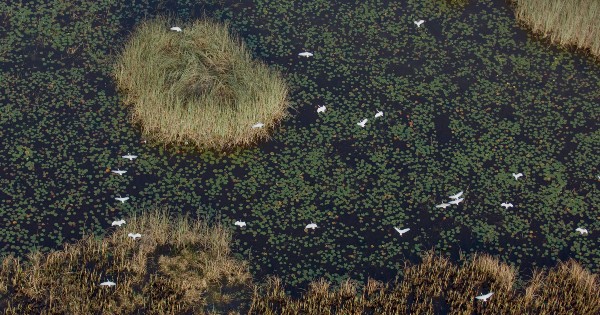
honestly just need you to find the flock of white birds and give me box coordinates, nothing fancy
[100,25,595,301]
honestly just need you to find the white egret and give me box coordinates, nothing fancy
[111,219,126,227]
[575,228,588,235]
[449,191,463,200]
[234,220,246,227]
[501,202,514,209]
[128,233,142,240]
[305,223,318,230]
[298,52,313,57]
[317,105,326,113]
[435,203,451,209]
[475,292,493,302]
[111,169,127,175]
[513,173,523,180]
[357,119,368,127]
[414,20,425,27]
[448,197,464,205]
[252,122,264,128]
[122,153,137,161]
[170,26,182,32]
[375,110,383,118]
[115,195,129,203]
[100,281,116,287]
[394,227,410,236]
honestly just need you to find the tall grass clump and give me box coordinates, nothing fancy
[0,207,252,314]
[510,0,600,59]
[114,17,289,151]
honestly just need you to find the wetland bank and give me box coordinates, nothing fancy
[0,0,599,313]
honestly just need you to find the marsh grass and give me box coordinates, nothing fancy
[510,0,600,59]
[249,252,599,314]
[0,208,251,314]
[114,17,289,151]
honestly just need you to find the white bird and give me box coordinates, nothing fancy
[575,228,588,235]
[234,220,246,227]
[170,26,182,32]
[513,173,523,180]
[501,202,514,209]
[449,191,463,200]
[305,223,318,230]
[475,292,493,302]
[357,119,368,127]
[448,198,464,205]
[111,219,126,227]
[111,169,127,175]
[100,281,116,287]
[298,52,313,57]
[317,105,326,113]
[435,203,451,209]
[252,122,264,129]
[115,195,129,203]
[375,110,383,118]
[128,233,142,240]
[122,153,137,161]
[394,227,410,236]
[414,20,425,27]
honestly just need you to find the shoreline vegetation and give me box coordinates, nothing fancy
[0,209,597,314]
[510,0,600,60]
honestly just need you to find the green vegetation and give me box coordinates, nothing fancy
[114,17,289,150]
[511,0,600,59]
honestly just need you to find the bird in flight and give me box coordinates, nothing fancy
[234,220,246,227]
[111,219,126,227]
[170,26,182,32]
[357,119,368,127]
[375,110,383,118]
[100,281,116,287]
[448,198,464,205]
[115,195,129,203]
[252,122,264,128]
[128,233,142,240]
[122,153,137,161]
[435,203,451,209]
[500,202,514,209]
[111,169,127,176]
[414,20,425,27]
[475,292,493,302]
[394,227,410,236]
[449,191,463,200]
[513,173,523,180]
[575,228,588,235]
[317,105,326,113]
[298,52,313,57]
[305,223,318,230]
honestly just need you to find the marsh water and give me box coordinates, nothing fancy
[0,0,599,296]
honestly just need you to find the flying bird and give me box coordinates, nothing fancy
[298,52,314,57]
[252,122,264,128]
[115,195,129,203]
[317,105,326,113]
[575,228,588,235]
[234,220,246,227]
[111,169,127,175]
[414,20,425,27]
[435,203,451,209]
[448,198,464,205]
[513,173,523,180]
[501,202,514,209]
[449,191,463,200]
[475,292,493,302]
[375,110,383,118]
[394,227,410,236]
[357,119,368,127]
[128,233,142,240]
[122,153,137,161]
[170,26,182,32]
[111,219,126,227]
[305,223,318,230]
[100,281,116,287]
